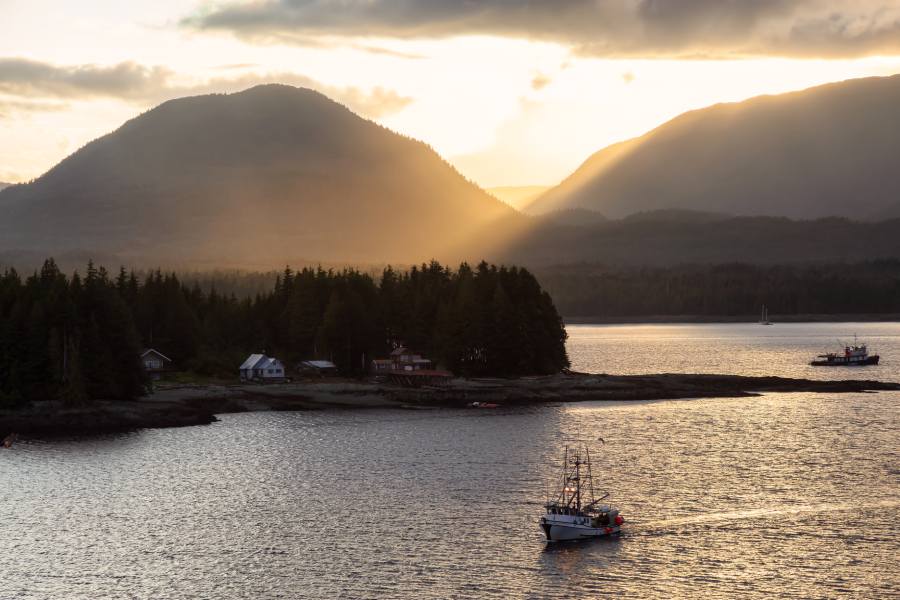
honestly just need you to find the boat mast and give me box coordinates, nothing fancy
[574,449,581,511]
[585,446,596,507]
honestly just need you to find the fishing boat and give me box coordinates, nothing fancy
[810,339,879,366]
[539,443,623,542]
[759,305,772,325]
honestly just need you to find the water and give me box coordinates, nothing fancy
[1,323,899,598]
[568,321,900,380]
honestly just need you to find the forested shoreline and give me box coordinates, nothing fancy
[537,261,900,318]
[0,260,569,406]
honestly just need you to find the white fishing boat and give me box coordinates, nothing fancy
[539,443,624,542]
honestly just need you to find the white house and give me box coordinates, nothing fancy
[141,348,172,381]
[239,354,287,382]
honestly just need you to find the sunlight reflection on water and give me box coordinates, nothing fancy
[1,324,898,598]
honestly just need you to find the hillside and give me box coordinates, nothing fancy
[503,215,900,267]
[0,85,516,268]
[487,185,549,211]
[530,75,900,220]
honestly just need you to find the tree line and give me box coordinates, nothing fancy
[0,259,569,406]
[537,261,900,317]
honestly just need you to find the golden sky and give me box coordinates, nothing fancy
[3,1,900,187]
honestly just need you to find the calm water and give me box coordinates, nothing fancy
[1,323,899,598]
[568,321,900,380]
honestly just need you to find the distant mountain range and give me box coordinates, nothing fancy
[0,85,516,268]
[4,77,900,271]
[530,75,900,220]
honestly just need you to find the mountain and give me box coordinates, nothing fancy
[530,75,900,220]
[487,185,549,211]
[0,85,516,268]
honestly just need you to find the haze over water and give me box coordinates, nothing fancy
[1,323,898,598]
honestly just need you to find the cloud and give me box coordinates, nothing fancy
[0,58,171,100]
[0,57,413,119]
[531,73,551,91]
[0,98,69,119]
[184,0,900,59]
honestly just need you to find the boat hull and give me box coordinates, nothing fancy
[540,520,620,542]
[810,355,879,366]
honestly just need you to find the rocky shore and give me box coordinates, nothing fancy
[2,373,898,437]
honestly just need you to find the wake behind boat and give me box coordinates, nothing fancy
[539,443,624,542]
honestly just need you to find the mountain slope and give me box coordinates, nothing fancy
[487,185,549,211]
[0,85,516,267]
[530,75,900,220]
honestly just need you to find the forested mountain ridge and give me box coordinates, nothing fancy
[0,85,517,267]
[503,215,900,267]
[537,261,900,319]
[530,75,900,220]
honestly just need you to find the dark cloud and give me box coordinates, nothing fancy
[185,0,900,58]
[0,57,413,119]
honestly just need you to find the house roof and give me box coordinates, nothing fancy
[240,353,267,370]
[141,348,172,362]
[390,346,408,356]
[302,360,337,369]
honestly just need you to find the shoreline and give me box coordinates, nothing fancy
[564,314,900,324]
[2,373,898,438]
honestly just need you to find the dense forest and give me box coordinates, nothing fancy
[0,260,568,406]
[538,261,900,317]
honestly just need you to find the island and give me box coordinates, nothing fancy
[2,372,897,437]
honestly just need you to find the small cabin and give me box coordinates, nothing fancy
[239,354,286,382]
[297,360,339,377]
[388,346,433,371]
[141,348,172,381]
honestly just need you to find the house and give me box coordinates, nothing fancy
[371,346,452,386]
[239,354,287,382]
[297,360,339,377]
[141,348,172,381]
[380,346,434,372]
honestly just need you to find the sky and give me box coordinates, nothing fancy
[2,1,900,188]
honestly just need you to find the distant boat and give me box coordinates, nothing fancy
[759,305,772,325]
[539,444,624,542]
[810,338,879,366]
